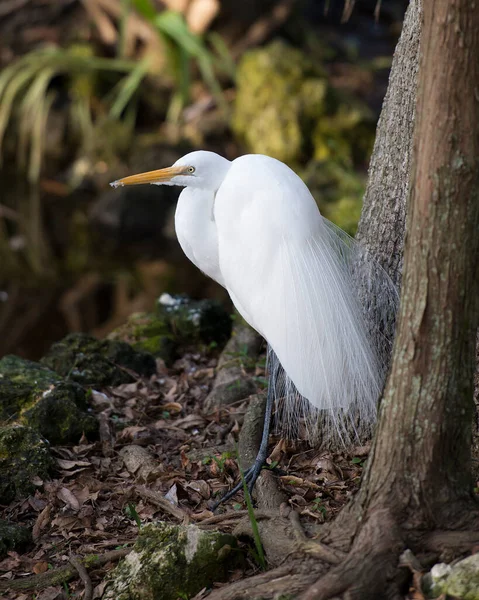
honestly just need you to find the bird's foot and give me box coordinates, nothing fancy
[211,458,265,511]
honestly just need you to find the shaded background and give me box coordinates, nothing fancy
[0,0,407,359]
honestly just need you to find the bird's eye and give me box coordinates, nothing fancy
[187,166,195,174]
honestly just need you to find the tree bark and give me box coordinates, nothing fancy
[356,0,422,289]
[358,0,479,519]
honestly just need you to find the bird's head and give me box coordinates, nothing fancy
[110,150,231,191]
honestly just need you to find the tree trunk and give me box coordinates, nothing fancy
[301,0,479,596]
[355,0,422,290]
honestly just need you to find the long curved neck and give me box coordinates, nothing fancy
[175,187,224,286]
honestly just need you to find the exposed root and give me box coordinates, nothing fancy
[207,557,327,600]
[0,548,131,593]
[300,509,405,600]
[69,555,93,600]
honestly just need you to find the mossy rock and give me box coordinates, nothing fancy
[157,294,232,347]
[0,378,36,422]
[0,354,61,387]
[108,312,175,362]
[0,354,98,445]
[233,39,329,165]
[0,519,32,558]
[0,425,52,503]
[109,295,232,364]
[425,555,479,599]
[41,333,156,386]
[20,382,98,445]
[102,522,239,600]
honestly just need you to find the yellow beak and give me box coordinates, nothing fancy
[110,165,188,188]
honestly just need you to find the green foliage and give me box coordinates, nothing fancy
[241,469,266,571]
[212,450,236,473]
[132,0,234,121]
[125,502,142,529]
[0,45,144,182]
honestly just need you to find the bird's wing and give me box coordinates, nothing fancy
[214,155,387,418]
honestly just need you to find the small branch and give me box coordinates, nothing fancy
[0,548,130,593]
[134,485,189,522]
[69,555,93,600]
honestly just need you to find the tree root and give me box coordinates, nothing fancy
[300,509,405,600]
[69,555,93,600]
[0,548,131,593]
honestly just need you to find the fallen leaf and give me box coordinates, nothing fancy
[165,484,179,506]
[186,480,210,499]
[33,504,52,540]
[56,459,92,470]
[33,561,49,574]
[57,488,80,511]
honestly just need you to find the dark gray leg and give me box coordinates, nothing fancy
[211,381,275,509]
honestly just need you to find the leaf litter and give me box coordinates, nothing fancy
[0,346,368,598]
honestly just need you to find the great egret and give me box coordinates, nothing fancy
[111,151,398,504]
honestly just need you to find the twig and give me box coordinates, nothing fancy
[196,509,270,527]
[0,548,130,593]
[69,555,93,600]
[134,485,189,522]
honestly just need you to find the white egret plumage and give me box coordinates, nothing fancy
[111,151,398,503]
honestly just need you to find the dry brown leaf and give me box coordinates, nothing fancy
[32,504,52,541]
[35,586,63,600]
[280,475,321,490]
[186,480,210,499]
[117,425,149,441]
[57,487,81,511]
[0,552,22,571]
[189,510,214,521]
[162,401,183,414]
[33,560,49,574]
[269,439,287,462]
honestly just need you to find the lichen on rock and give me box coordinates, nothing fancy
[102,522,239,600]
[0,425,52,503]
[425,555,479,599]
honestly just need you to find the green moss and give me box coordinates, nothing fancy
[109,296,231,365]
[0,379,35,421]
[0,353,99,444]
[41,333,156,386]
[103,522,239,600]
[20,382,98,445]
[233,40,329,164]
[0,354,60,387]
[157,294,232,346]
[108,313,175,362]
[0,425,52,503]
[301,160,366,236]
[312,101,375,167]
[0,519,32,558]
